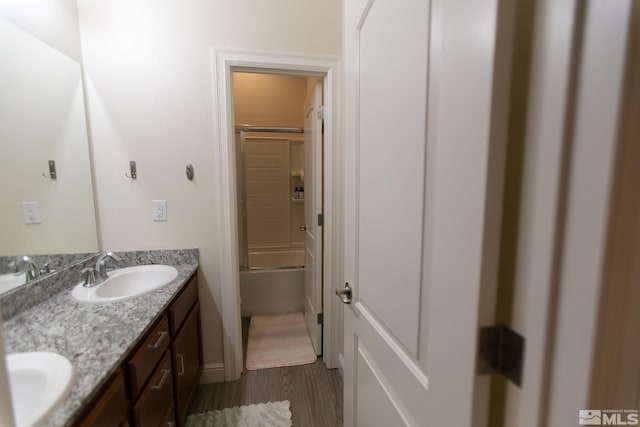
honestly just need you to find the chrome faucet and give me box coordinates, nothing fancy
[10,256,40,283]
[94,252,121,284]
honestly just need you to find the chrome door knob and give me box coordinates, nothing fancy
[299,225,307,231]
[335,282,353,304]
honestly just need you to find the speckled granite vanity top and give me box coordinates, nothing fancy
[0,249,199,427]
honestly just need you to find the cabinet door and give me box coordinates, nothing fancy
[160,403,176,427]
[169,275,198,336]
[77,371,129,427]
[172,303,203,423]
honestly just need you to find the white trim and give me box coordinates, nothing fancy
[502,1,585,424]
[211,48,342,380]
[545,2,633,424]
[199,363,226,384]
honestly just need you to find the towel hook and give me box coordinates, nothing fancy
[125,161,137,179]
[185,162,194,181]
[42,160,57,180]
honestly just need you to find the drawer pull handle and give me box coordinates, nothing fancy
[177,353,185,376]
[152,368,171,390]
[148,330,168,349]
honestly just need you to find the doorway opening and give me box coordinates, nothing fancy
[232,72,324,368]
[212,49,340,382]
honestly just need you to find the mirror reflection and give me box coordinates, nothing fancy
[0,19,98,291]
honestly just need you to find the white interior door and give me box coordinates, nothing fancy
[303,78,323,355]
[342,0,513,425]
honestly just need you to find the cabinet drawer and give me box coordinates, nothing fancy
[132,351,173,427]
[128,316,170,398]
[169,274,197,335]
[77,371,128,427]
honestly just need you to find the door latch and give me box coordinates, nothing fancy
[335,282,352,304]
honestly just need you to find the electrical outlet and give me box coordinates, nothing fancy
[152,200,167,221]
[22,202,41,224]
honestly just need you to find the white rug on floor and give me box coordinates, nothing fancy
[246,312,316,370]
[185,401,292,427]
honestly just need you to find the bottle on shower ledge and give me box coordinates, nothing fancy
[294,187,300,199]
[300,186,304,200]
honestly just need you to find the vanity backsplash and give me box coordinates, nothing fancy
[0,253,96,275]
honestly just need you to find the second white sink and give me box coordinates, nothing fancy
[0,273,26,294]
[72,265,178,303]
[6,352,74,427]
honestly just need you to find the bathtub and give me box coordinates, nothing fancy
[240,267,304,316]
[247,248,304,268]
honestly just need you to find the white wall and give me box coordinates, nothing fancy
[0,0,83,61]
[76,0,342,369]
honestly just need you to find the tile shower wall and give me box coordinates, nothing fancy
[245,140,291,249]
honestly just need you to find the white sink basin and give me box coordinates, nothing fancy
[6,352,74,427]
[71,265,178,303]
[0,273,26,294]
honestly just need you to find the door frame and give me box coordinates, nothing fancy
[211,48,342,381]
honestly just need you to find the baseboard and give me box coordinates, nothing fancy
[338,352,344,378]
[199,362,225,384]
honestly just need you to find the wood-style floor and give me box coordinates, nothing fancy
[187,318,343,426]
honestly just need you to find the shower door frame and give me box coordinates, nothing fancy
[236,126,305,271]
[212,49,341,382]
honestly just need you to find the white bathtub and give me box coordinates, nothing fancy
[247,249,304,268]
[240,267,304,316]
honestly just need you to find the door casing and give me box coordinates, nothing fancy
[211,49,342,381]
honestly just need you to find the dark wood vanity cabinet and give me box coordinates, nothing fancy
[132,351,174,426]
[171,302,203,422]
[128,317,171,399]
[77,371,129,427]
[75,272,202,427]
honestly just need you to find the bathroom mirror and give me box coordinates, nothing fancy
[0,18,98,289]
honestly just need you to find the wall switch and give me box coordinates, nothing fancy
[152,200,167,221]
[22,202,41,224]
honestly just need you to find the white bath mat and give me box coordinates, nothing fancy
[246,312,316,370]
[185,401,292,427]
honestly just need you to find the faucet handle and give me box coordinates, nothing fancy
[41,260,63,274]
[81,267,97,288]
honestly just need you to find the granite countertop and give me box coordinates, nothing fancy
[1,249,199,427]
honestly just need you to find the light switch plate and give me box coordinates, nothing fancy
[22,201,41,224]
[152,200,167,221]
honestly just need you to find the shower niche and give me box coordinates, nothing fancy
[289,139,305,246]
